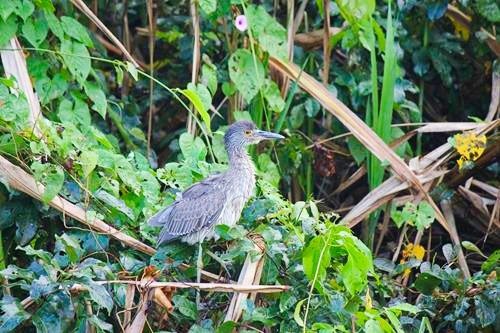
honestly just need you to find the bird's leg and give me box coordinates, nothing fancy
[196,241,202,309]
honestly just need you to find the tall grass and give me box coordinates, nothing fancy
[365,3,398,248]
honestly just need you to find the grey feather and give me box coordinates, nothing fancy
[149,174,228,245]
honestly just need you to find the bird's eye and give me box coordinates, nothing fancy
[244,130,253,136]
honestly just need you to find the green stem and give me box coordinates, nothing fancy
[305,118,313,198]
[107,106,137,151]
[417,22,428,156]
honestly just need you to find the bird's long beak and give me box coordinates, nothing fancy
[255,130,285,140]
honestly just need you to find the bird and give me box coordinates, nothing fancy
[148,120,284,301]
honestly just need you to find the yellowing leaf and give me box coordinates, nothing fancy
[177,88,211,134]
[365,288,372,310]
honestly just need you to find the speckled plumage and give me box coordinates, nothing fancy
[148,121,283,246]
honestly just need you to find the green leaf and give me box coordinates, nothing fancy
[413,272,441,295]
[126,61,138,80]
[246,5,288,59]
[58,97,91,127]
[388,303,419,314]
[0,16,18,47]
[257,154,280,187]
[476,0,500,22]
[32,291,75,333]
[114,156,141,193]
[347,136,367,165]
[211,130,228,163]
[199,0,216,15]
[337,0,375,20]
[293,298,306,327]
[31,162,65,203]
[385,310,405,333]
[85,281,114,313]
[95,190,134,220]
[289,104,305,129]
[187,82,212,114]
[302,234,330,293]
[15,0,35,21]
[221,81,236,97]
[38,73,68,104]
[228,48,265,102]
[56,233,83,264]
[461,241,486,257]
[34,0,54,12]
[364,319,383,333]
[43,10,64,41]
[263,79,285,113]
[84,81,107,118]
[216,321,236,333]
[414,201,435,231]
[87,315,113,332]
[0,297,31,332]
[60,16,93,47]
[173,295,198,320]
[0,1,16,21]
[481,249,500,273]
[30,276,58,300]
[201,64,217,95]
[179,133,207,163]
[79,150,98,178]
[21,16,48,47]
[60,39,91,84]
[178,87,211,133]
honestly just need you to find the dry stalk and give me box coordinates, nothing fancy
[293,0,308,34]
[295,27,342,50]
[187,0,201,135]
[70,0,140,68]
[0,38,42,137]
[225,235,267,322]
[94,280,287,293]
[440,200,471,279]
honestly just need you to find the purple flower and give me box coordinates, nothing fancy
[234,15,248,32]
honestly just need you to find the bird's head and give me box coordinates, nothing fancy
[224,120,284,150]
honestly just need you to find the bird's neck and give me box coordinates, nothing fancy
[227,147,253,171]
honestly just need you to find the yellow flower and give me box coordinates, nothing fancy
[454,132,486,169]
[401,243,426,278]
[402,243,425,261]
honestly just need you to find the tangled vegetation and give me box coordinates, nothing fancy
[0,0,499,332]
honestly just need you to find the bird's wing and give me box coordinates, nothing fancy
[148,174,227,245]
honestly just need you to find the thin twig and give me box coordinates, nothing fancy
[187,0,201,135]
[146,0,156,156]
[322,0,332,126]
[70,0,140,68]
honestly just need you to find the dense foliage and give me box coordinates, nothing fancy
[0,0,499,332]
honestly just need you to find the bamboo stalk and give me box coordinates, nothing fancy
[440,200,471,279]
[103,280,287,293]
[225,236,267,322]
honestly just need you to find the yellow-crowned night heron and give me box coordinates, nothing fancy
[148,120,283,299]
